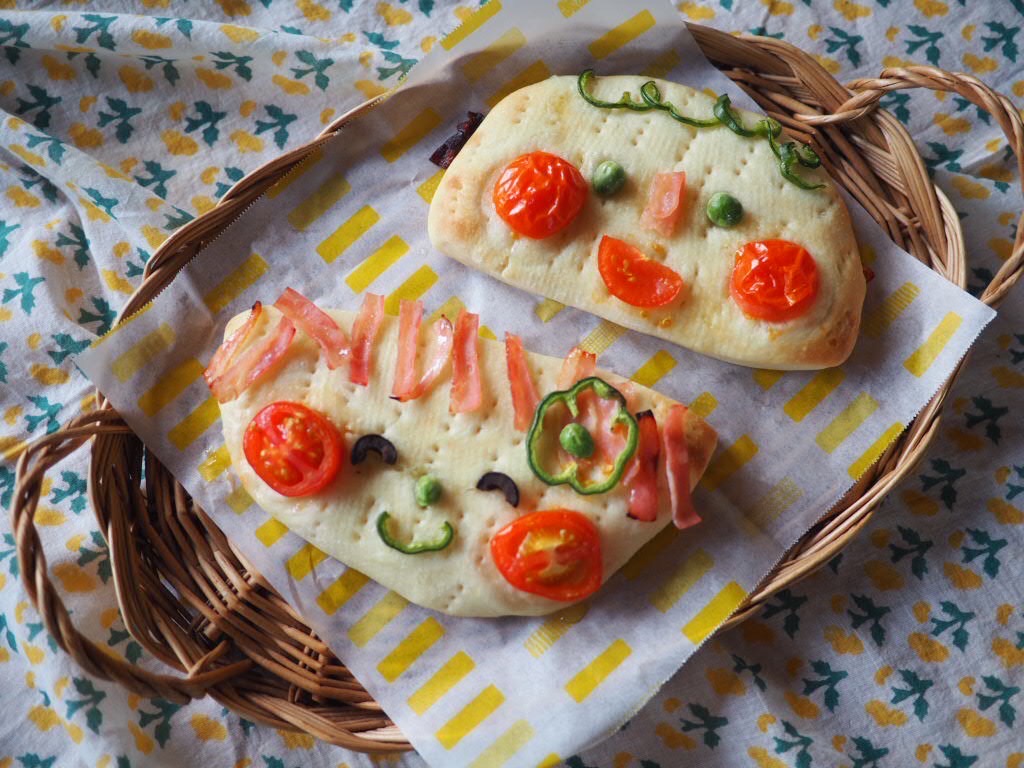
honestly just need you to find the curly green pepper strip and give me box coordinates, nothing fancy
[578,69,824,190]
[376,512,453,554]
[526,376,638,495]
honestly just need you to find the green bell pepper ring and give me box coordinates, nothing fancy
[376,511,453,554]
[526,376,639,495]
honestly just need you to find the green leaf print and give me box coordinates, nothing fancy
[163,206,194,230]
[134,160,177,198]
[801,660,848,713]
[25,133,66,164]
[377,49,417,80]
[880,92,911,124]
[848,594,890,646]
[211,51,254,82]
[891,669,933,721]
[847,736,889,768]
[0,19,30,64]
[98,98,143,144]
[963,396,1008,444]
[214,167,245,198]
[0,466,14,508]
[773,720,813,768]
[0,532,19,576]
[292,51,335,91]
[982,21,1019,62]
[748,27,785,40]
[919,458,966,510]
[679,703,728,748]
[78,296,116,334]
[83,187,119,219]
[730,654,767,691]
[977,674,1019,727]
[1006,464,1024,502]
[78,531,112,583]
[889,525,933,580]
[824,27,863,67]
[255,105,298,149]
[15,85,62,131]
[930,600,975,651]
[761,589,808,638]
[960,528,1007,578]
[905,25,943,66]
[17,756,57,768]
[184,102,227,147]
[140,55,181,86]
[933,745,978,768]
[48,333,90,364]
[55,224,90,270]
[137,699,182,748]
[65,677,107,734]
[952,95,991,126]
[17,165,59,204]
[65,49,102,79]
[72,14,117,51]
[153,17,193,40]
[107,627,142,664]
[25,396,63,435]
[924,142,963,173]
[0,341,7,383]
[3,272,46,313]
[51,470,87,514]
[0,611,18,650]
[364,30,401,50]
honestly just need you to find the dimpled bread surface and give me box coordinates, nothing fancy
[428,75,866,370]
[219,306,717,617]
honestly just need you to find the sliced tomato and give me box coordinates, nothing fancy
[597,235,685,308]
[556,346,597,390]
[492,151,588,239]
[349,292,384,386]
[663,404,699,529]
[243,401,343,497]
[490,509,602,602]
[450,308,483,414]
[274,287,349,369]
[204,301,263,392]
[641,171,687,238]
[207,312,296,403]
[391,299,454,402]
[505,332,540,431]
[624,410,660,522]
[731,239,819,322]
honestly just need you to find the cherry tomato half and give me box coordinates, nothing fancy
[243,401,343,497]
[597,235,685,308]
[493,151,588,239]
[490,509,602,602]
[730,239,819,322]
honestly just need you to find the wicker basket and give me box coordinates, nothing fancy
[11,24,1024,753]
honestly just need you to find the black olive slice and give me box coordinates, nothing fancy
[351,435,397,466]
[476,472,519,508]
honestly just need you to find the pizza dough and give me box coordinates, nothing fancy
[218,306,717,617]
[427,75,866,370]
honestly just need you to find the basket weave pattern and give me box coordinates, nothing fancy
[11,25,1024,752]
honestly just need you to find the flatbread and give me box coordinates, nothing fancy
[428,75,866,370]
[219,306,717,617]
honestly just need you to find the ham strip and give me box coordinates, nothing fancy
[663,403,699,529]
[556,346,597,389]
[450,308,482,414]
[391,299,454,402]
[505,333,540,431]
[274,287,349,369]
[349,293,384,386]
[624,410,660,522]
[641,171,686,238]
[208,315,296,403]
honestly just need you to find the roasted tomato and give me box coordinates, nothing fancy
[730,239,819,322]
[243,401,343,497]
[490,509,602,602]
[492,151,588,239]
[598,235,685,308]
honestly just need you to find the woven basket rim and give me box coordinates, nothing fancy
[11,23,1024,753]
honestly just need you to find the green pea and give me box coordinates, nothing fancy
[706,192,744,227]
[592,160,626,196]
[559,423,595,459]
[414,474,442,507]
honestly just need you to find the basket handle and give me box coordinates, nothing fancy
[800,65,1023,308]
[10,408,252,703]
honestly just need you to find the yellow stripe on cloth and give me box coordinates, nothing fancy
[565,639,631,703]
[316,569,369,615]
[632,350,676,388]
[203,253,269,313]
[682,582,747,644]
[381,109,443,163]
[435,685,505,749]
[649,549,714,613]
[579,320,625,356]
[461,27,527,82]
[198,444,232,482]
[558,0,590,17]
[848,422,905,479]
[286,542,328,580]
[904,312,962,377]
[225,486,252,514]
[287,175,350,232]
[862,282,920,339]
[266,147,324,198]
[417,169,446,204]
[689,392,718,419]
[524,602,589,658]
[430,296,465,324]
[641,49,682,79]
[816,392,878,454]
[168,396,219,450]
[137,357,203,416]
[377,617,445,683]
[486,60,552,109]
[784,367,846,422]
[111,324,175,383]
[752,369,785,391]
[408,651,476,715]
[620,525,679,580]
[468,720,535,768]
[534,298,565,323]
[316,205,380,264]
[745,477,804,529]
[345,235,409,293]
[254,517,289,547]
[384,266,439,315]
[441,0,502,50]
[700,435,758,492]
[588,9,655,59]
[348,591,408,647]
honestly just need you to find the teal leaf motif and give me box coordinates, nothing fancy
[78,296,116,335]
[184,101,227,147]
[801,659,848,712]
[679,703,728,748]
[731,654,767,691]
[3,272,46,313]
[0,19,30,64]
[761,588,808,638]
[364,30,400,50]
[134,160,177,199]
[51,471,87,514]
[138,699,181,748]
[140,55,181,86]
[977,674,1019,727]
[919,458,966,510]
[292,50,335,91]
[848,736,889,768]
[880,92,911,123]
[18,165,59,204]
[108,627,143,664]
[153,17,193,39]
[55,224,90,270]
[889,525,932,580]
[255,105,298,149]
[0,532,19,576]
[848,594,890,646]
[17,756,57,768]
[211,51,253,82]
[78,531,112,583]
[65,677,107,734]
[26,396,63,435]
[982,21,1019,62]
[924,142,963,173]
[163,207,194,230]
[824,27,863,67]
[0,466,13,508]
[377,49,417,80]
[0,341,6,383]
[964,395,1008,444]
[933,744,978,768]
[15,85,62,130]
[98,98,143,144]
[773,720,813,768]
[905,25,943,66]
[65,50,102,79]
[960,528,1007,578]
[0,611,17,650]
[72,14,117,51]
[214,167,245,198]
[25,133,66,165]
[1006,464,1024,501]
[930,600,975,651]
[84,187,119,219]
[891,668,933,721]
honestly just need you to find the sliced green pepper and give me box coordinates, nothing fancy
[526,376,638,495]
[376,511,453,554]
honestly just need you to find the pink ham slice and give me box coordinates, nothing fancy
[641,171,686,238]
